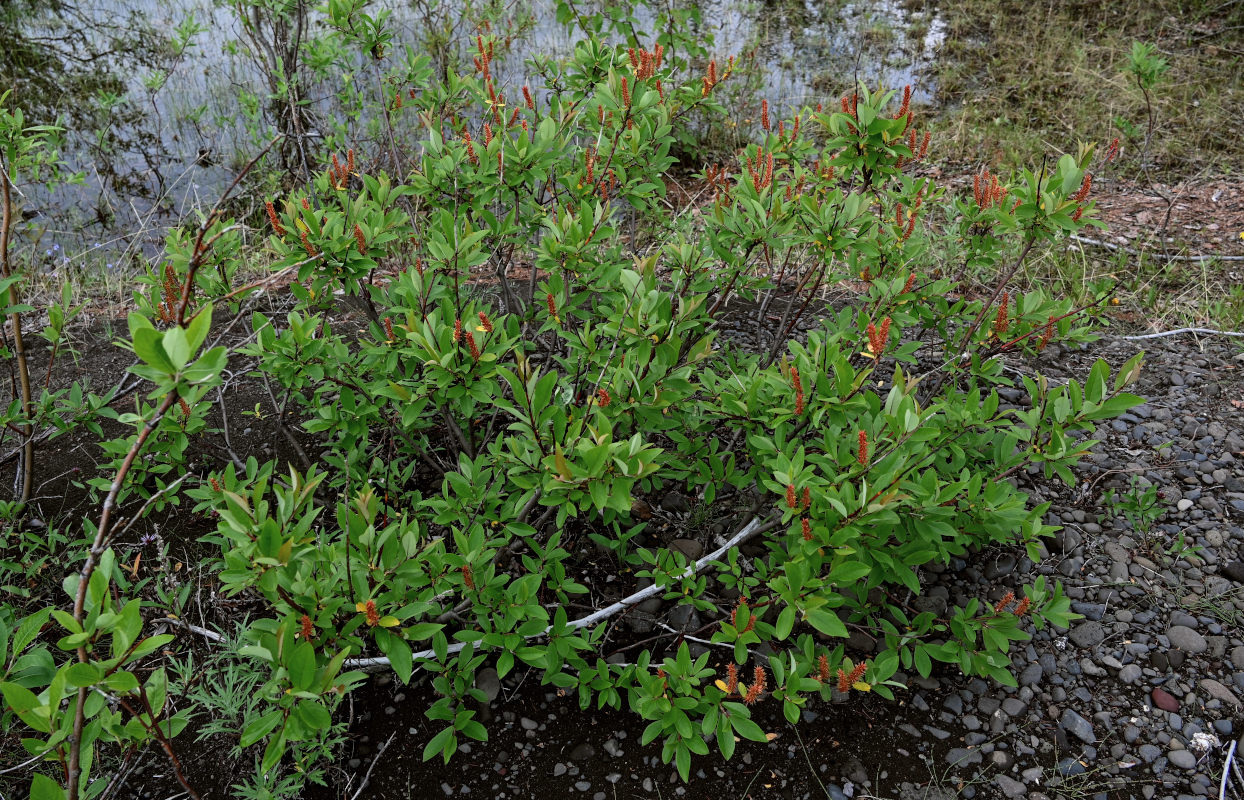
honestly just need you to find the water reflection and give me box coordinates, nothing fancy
[2,0,943,264]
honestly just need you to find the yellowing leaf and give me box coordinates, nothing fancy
[553,445,573,480]
[378,616,400,627]
[853,681,871,692]
[714,679,730,693]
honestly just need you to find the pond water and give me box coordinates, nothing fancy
[5,0,944,268]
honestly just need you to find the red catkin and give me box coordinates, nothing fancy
[265,201,285,236]
[744,666,766,705]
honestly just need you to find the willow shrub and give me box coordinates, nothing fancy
[3,32,1141,797]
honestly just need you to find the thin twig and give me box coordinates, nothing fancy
[348,731,396,800]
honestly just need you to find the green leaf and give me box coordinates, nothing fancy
[287,641,317,691]
[29,772,64,800]
[775,606,795,641]
[64,662,101,687]
[674,743,691,782]
[1,681,41,713]
[240,709,284,747]
[828,561,871,585]
[103,671,140,693]
[162,326,191,370]
[379,631,413,684]
[261,731,286,775]
[641,719,665,746]
[716,715,736,757]
[730,713,768,742]
[422,725,456,763]
[132,327,174,374]
[806,609,847,638]
[295,699,332,731]
[404,622,444,641]
[184,304,213,352]
[145,668,168,714]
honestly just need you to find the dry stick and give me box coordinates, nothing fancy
[1069,234,1244,263]
[0,154,34,506]
[342,515,771,672]
[1220,738,1237,800]
[1119,327,1244,340]
[348,731,397,800]
[65,135,282,800]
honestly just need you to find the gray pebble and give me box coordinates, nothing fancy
[1060,709,1096,744]
[1167,625,1208,653]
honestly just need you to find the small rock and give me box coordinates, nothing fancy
[1200,678,1242,707]
[994,775,1027,798]
[946,747,982,766]
[661,491,692,513]
[475,668,501,703]
[569,742,596,760]
[985,555,1017,580]
[1221,561,1244,583]
[1056,757,1087,776]
[1060,709,1096,744]
[1167,749,1198,770]
[670,538,703,560]
[1002,698,1027,717]
[1118,664,1143,685]
[1151,687,1180,712]
[1167,625,1208,653]
[1069,621,1105,648]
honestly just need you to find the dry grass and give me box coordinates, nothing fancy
[929,0,1244,180]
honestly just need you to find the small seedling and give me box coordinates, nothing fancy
[1102,475,1165,535]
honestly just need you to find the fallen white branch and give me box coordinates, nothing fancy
[341,515,769,672]
[1070,234,1244,263]
[1119,327,1244,340]
[165,619,225,642]
[165,516,771,676]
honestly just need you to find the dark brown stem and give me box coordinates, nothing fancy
[0,156,34,507]
[922,235,1038,404]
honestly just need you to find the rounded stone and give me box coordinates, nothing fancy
[1166,625,1207,653]
[1167,749,1197,770]
[1069,621,1105,649]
